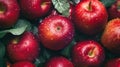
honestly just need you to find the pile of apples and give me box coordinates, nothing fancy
[0,0,120,67]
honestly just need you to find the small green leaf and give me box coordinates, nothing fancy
[61,39,76,58]
[0,43,5,58]
[100,0,116,7]
[14,19,32,31]
[0,19,32,38]
[52,0,70,17]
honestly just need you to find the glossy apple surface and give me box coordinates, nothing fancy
[0,0,19,28]
[7,32,40,62]
[72,0,108,35]
[38,15,74,50]
[72,40,105,67]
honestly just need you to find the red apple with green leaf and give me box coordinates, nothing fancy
[72,40,105,67]
[19,0,52,20]
[38,15,74,50]
[45,56,74,67]
[7,32,40,62]
[72,0,108,35]
[12,61,36,67]
[0,0,20,28]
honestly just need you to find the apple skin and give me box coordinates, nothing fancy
[108,0,120,19]
[0,0,20,28]
[101,18,120,54]
[105,58,120,67]
[12,61,36,67]
[38,15,74,50]
[20,0,52,20]
[7,32,40,62]
[72,40,105,67]
[72,0,108,35]
[45,56,74,67]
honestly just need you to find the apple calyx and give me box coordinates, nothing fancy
[0,2,6,14]
[56,26,62,31]
[88,47,96,58]
[12,37,20,45]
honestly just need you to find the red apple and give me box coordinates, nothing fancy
[20,0,52,20]
[105,58,120,67]
[72,40,105,67]
[108,0,120,19]
[38,15,74,50]
[7,32,40,62]
[72,0,108,35]
[12,61,35,67]
[0,0,20,28]
[45,56,74,67]
[101,18,120,54]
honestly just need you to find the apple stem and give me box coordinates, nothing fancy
[88,47,95,57]
[88,1,92,11]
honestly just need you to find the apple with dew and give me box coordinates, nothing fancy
[38,15,74,50]
[7,32,40,62]
[72,40,105,67]
[72,0,108,35]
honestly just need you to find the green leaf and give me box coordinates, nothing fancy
[61,39,76,58]
[0,59,6,67]
[52,0,70,17]
[14,19,32,31]
[0,43,5,58]
[100,0,116,7]
[0,19,32,38]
